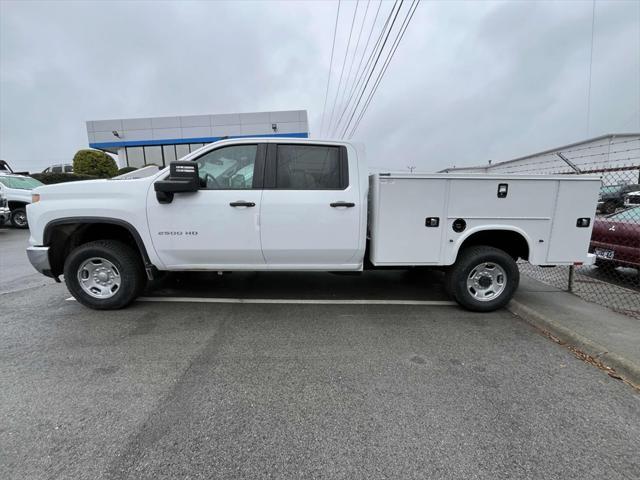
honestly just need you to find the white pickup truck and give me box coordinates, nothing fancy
[26,138,600,311]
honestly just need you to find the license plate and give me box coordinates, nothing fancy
[594,248,615,260]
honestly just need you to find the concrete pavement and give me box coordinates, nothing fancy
[2,282,640,480]
[0,227,49,294]
[509,276,640,387]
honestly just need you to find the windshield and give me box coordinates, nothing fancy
[600,185,622,195]
[606,207,640,223]
[0,176,44,190]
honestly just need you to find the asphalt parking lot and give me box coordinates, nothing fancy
[1,228,639,479]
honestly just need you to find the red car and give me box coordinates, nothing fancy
[589,206,640,269]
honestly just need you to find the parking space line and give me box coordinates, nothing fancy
[65,296,456,306]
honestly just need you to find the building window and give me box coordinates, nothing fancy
[176,144,190,159]
[126,147,145,168]
[144,146,163,167]
[162,145,176,165]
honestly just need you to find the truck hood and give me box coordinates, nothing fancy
[5,188,33,203]
[34,176,156,200]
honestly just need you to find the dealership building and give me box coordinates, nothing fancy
[86,110,309,168]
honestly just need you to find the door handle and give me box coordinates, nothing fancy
[330,202,355,208]
[229,201,255,207]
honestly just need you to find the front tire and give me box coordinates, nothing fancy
[63,240,146,310]
[445,246,519,312]
[10,208,28,228]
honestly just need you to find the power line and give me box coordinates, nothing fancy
[347,0,420,139]
[337,0,403,139]
[325,0,360,137]
[319,0,341,137]
[331,0,392,137]
[330,0,371,137]
[586,0,596,137]
[345,0,384,104]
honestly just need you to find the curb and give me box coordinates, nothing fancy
[507,299,640,388]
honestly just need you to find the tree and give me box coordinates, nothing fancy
[72,149,118,178]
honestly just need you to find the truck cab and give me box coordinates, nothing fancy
[149,140,367,270]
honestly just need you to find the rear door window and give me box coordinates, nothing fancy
[274,144,346,190]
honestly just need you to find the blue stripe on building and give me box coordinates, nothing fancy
[89,132,309,150]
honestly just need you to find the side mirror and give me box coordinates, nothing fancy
[154,161,200,204]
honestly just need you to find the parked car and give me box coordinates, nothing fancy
[597,183,640,214]
[25,138,600,312]
[0,159,12,173]
[0,173,44,228]
[623,190,640,208]
[0,190,9,225]
[42,163,73,173]
[589,206,640,270]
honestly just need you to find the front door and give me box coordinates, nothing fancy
[259,143,362,267]
[147,143,266,269]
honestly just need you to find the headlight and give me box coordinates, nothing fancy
[31,193,40,203]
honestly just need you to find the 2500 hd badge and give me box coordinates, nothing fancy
[158,231,199,236]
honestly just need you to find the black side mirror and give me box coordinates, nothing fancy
[154,161,200,204]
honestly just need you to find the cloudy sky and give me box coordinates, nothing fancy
[1,0,639,173]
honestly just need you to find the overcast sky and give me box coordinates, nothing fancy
[1,0,639,173]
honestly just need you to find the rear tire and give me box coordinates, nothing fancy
[445,246,519,312]
[10,208,28,228]
[63,240,146,310]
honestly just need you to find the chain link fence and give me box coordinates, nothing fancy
[452,134,640,319]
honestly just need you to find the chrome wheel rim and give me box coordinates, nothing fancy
[466,262,507,302]
[13,211,27,227]
[77,257,121,299]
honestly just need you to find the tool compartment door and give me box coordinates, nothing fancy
[370,177,447,264]
[546,179,600,263]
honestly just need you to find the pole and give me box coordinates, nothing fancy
[568,265,575,292]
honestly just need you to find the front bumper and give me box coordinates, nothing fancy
[26,246,57,280]
[0,207,9,223]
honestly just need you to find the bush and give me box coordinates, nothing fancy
[31,173,98,185]
[72,149,118,178]
[116,167,138,175]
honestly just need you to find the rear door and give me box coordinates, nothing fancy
[259,143,361,267]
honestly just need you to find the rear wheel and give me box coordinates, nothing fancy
[63,240,146,310]
[445,246,519,312]
[10,208,28,228]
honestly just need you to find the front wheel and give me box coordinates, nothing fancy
[63,240,146,310]
[10,208,28,228]
[445,246,519,312]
